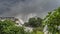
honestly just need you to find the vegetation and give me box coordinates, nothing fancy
[0,7,60,34]
[43,7,60,34]
[24,17,43,33]
[0,19,29,34]
[24,17,43,28]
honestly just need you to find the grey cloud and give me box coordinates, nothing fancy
[0,0,60,21]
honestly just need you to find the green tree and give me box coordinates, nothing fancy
[43,7,60,34]
[24,17,43,28]
[24,17,43,33]
[0,19,15,34]
[0,19,29,34]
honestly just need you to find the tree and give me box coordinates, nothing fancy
[43,7,60,34]
[24,17,43,28]
[0,19,29,34]
[0,19,15,34]
[24,17,43,32]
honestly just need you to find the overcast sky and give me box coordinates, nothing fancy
[0,0,60,21]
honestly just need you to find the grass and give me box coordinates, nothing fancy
[36,31,44,34]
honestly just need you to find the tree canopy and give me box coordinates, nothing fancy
[43,7,60,34]
[24,17,43,28]
[0,19,28,34]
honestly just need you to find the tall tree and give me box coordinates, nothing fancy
[43,7,60,34]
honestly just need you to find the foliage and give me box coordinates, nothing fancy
[0,19,15,34]
[0,19,30,34]
[1,7,60,34]
[24,17,43,28]
[43,7,60,34]
[32,30,44,34]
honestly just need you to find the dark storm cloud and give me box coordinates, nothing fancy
[0,0,60,21]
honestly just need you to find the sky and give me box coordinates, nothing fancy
[0,0,60,21]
